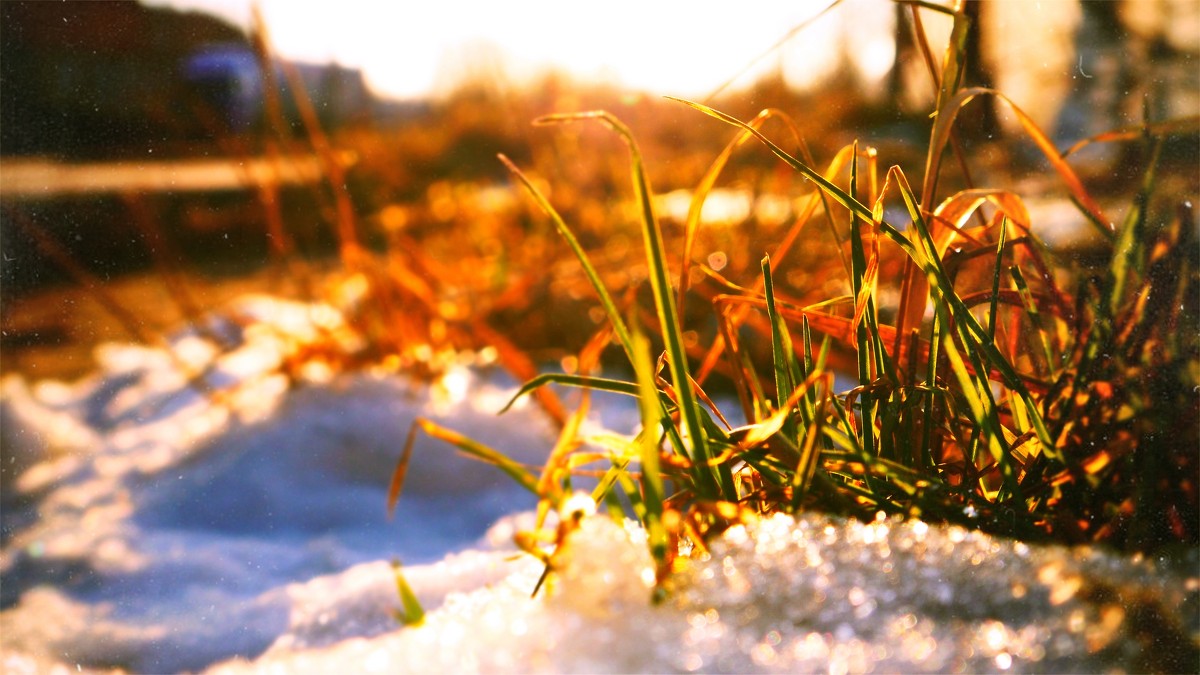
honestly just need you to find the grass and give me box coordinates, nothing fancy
[388,0,1198,595]
[4,0,1194,606]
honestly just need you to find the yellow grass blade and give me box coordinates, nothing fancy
[389,418,540,520]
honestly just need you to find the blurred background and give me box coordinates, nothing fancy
[1,0,1197,380]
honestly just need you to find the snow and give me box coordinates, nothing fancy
[2,295,1196,673]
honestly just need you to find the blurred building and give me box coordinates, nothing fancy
[183,43,374,134]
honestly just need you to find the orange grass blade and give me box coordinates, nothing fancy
[679,108,771,306]
[929,189,1032,257]
[898,87,1112,360]
[1061,115,1200,158]
[715,294,1051,396]
[387,421,420,518]
[695,143,858,384]
[927,88,1110,230]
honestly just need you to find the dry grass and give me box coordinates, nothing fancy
[385,1,1198,595]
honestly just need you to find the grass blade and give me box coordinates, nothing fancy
[987,219,1009,340]
[632,325,668,564]
[1009,265,1056,375]
[884,167,1055,454]
[1104,137,1163,326]
[898,85,1113,357]
[536,111,722,497]
[390,560,426,627]
[391,418,540,515]
[928,88,1111,232]
[499,153,636,363]
[938,320,1021,500]
[848,143,877,458]
[499,373,659,414]
[1061,115,1199,158]
[920,4,971,210]
[762,255,800,442]
[387,421,420,517]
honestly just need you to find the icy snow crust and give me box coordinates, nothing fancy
[2,296,1196,673]
[211,513,1198,674]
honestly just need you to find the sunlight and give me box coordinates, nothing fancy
[144,0,877,99]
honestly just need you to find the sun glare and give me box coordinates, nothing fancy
[143,0,886,99]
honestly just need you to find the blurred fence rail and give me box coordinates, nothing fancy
[0,153,356,200]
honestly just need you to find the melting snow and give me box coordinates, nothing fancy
[2,296,1196,673]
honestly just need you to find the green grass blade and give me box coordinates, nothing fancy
[937,321,1021,500]
[762,256,801,441]
[591,457,633,511]
[390,560,426,627]
[988,220,1009,340]
[669,98,874,224]
[673,97,1056,458]
[1104,136,1163,325]
[499,373,664,414]
[499,153,636,363]
[790,376,829,503]
[632,325,668,563]
[920,312,942,469]
[848,143,877,458]
[1009,265,1056,375]
[920,5,971,208]
[536,111,722,498]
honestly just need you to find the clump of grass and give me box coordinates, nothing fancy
[383,3,1198,591]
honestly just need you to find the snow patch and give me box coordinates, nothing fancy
[2,295,1195,673]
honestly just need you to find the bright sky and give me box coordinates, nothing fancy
[144,0,896,100]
